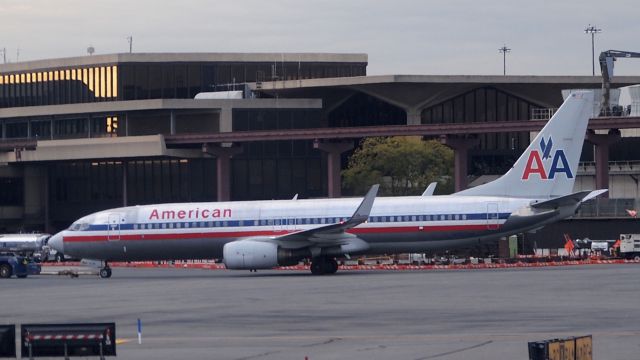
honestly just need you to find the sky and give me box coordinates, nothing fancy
[1,0,639,76]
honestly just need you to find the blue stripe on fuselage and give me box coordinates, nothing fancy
[82,212,511,232]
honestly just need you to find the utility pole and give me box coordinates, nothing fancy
[126,36,133,53]
[0,48,6,64]
[584,24,602,76]
[498,45,511,76]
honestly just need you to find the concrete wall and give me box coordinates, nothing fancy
[127,111,171,136]
[23,165,46,225]
[175,111,219,134]
[0,164,46,230]
[0,165,25,229]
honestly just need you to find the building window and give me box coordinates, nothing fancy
[106,116,118,134]
[5,122,28,138]
[0,178,23,206]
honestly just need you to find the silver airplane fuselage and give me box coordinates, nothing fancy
[52,195,565,262]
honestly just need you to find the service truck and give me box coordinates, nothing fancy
[0,253,40,278]
[0,233,50,256]
[619,234,640,260]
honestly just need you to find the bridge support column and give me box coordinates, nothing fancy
[314,141,354,198]
[586,130,621,197]
[203,144,243,202]
[44,164,51,233]
[219,107,233,133]
[440,136,479,192]
[406,108,422,126]
[170,110,176,135]
[122,161,128,207]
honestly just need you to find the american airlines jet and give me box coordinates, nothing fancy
[48,91,604,277]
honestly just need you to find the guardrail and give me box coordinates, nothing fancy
[576,197,639,218]
[21,323,116,360]
[530,108,558,120]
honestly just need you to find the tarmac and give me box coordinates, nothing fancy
[2,264,640,360]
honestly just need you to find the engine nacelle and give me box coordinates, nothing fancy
[223,240,309,270]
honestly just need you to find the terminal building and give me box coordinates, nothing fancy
[1,52,640,236]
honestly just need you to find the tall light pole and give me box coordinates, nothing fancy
[126,36,133,53]
[584,24,602,76]
[499,45,511,76]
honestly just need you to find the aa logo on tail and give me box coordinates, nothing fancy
[521,137,573,180]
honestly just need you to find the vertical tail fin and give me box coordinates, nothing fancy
[454,91,594,198]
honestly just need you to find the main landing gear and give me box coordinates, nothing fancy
[310,257,338,275]
[99,262,112,278]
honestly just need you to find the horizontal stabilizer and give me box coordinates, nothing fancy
[530,189,607,209]
[581,189,608,202]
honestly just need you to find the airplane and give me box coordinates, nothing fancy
[48,91,605,277]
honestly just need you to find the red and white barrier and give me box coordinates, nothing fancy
[44,258,639,271]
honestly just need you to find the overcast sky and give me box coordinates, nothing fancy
[1,0,639,76]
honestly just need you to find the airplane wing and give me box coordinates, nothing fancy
[271,184,379,248]
[530,189,608,209]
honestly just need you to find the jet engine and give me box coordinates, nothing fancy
[222,240,309,270]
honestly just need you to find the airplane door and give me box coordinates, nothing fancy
[487,203,499,230]
[107,213,124,241]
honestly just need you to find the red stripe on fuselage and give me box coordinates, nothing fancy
[63,224,500,243]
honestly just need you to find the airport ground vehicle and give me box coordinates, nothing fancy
[0,233,50,256]
[0,254,40,278]
[619,234,640,260]
[35,247,73,262]
[0,233,74,262]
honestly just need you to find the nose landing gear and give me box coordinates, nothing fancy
[99,262,112,278]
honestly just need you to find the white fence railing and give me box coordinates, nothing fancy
[530,108,557,120]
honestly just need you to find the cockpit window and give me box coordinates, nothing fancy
[69,223,90,231]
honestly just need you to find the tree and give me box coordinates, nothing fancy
[342,137,454,196]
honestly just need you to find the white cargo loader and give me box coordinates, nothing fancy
[619,234,640,260]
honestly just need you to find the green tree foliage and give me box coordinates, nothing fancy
[342,137,454,196]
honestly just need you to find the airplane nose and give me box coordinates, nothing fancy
[48,232,64,253]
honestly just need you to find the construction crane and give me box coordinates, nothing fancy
[599,50,640,115]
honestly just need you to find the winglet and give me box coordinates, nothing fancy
[422,182,437,196]
[274,184,380,241]
[350,184,379,224]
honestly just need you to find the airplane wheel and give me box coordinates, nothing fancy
[0,264,12,278]
[326,258,339,274]
[310,261,324,275]
[99,268,112,278]
[310,258,338,275]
